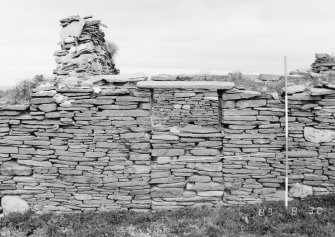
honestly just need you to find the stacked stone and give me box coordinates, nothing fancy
[53,15,119,80]
[286,85,335,195]
[2,74,335,214]
[0,75,152,213]
[152,89,219,127]
[311,53,335,73]
[221,89,286,204]
[150,126,224,210]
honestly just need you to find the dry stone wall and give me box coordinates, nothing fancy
[0,74,335,213]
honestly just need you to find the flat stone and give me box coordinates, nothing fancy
[98,109,150,117]
[0,162,32,176]
[236,100,266,108]
[1,196,29,215]
[187,182,224,191]
[151,74,177,81]
[309,88,335,96]
[288,92,321,101]
[190,149,220,156]
[195,163,222,172]
[38,104,57,112]
[224,109,258,116]
[152,149,185,156]
[283,85,306,94]
[289,183,313,198]
[17,160,52,167]
[179,127,220,134]
[0,147,18,154]
[222,91,261,100]
[137,81,234,90]
[0,104,30,111]
[151,135,179,141]
[304,127,335,143]
[287,150,318,158]
[188,175,211,182]
[151,187,183,198]
[198,191,224,197]
[125,165,150,174]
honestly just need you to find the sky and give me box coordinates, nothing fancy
[1,0,335,87]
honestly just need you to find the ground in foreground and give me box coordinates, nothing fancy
[0,194,334,237]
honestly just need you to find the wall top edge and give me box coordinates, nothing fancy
[136,81,235,90]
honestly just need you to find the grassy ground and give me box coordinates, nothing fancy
[0,194,334,237]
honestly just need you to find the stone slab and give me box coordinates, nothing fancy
[137,81,234,90]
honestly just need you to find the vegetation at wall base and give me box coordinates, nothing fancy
[0,194,334,237]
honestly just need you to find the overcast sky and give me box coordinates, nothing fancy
[1,0,335,87]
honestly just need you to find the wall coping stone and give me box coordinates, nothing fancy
[136,81,235,90]
[81,73,148,86]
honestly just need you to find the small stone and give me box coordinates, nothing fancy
[289,183,313,198]
[38,104,57,112]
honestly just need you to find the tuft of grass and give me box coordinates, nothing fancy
[0,75,44,104]
[0,194,335,237]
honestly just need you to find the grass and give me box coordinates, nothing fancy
[1,194,335,237]
[0,75,44,104]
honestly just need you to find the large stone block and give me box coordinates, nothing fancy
[304,127,335,143]
[0,162,32,176]
[1,196,29,215]
[289,183,313,198]
[287,150,318,158]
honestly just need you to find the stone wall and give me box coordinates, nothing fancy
[0,74,334,213]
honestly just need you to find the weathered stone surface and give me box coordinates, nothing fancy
[98,109,150,117]
[152,149,185,157]
[309,88,335,96]
[151,74,177,81]
[190,149,220,156]
[17,160,52,167]
[151,135,179,141]
[0,147,18,154]
[283,85,306,94]
[187,182,224,191]
[288,92,321,101]
[222,91,261,100]
[304,127,335,143]
[287,150,318,158]
[151,187,183,198]
[289,183,313,198]
[137,81,234,90]
[188,175,211,182]
[0,162,31,176]
[195,163,222,172]
[1,196,29,215]
[38,104,57,112]
[179,127,220,134]
[236,100,266,108]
